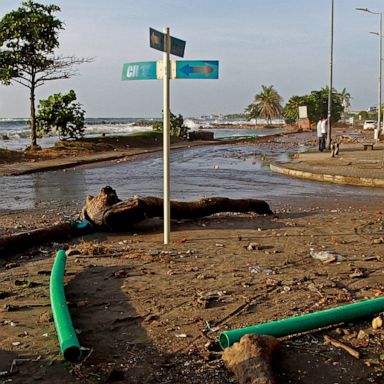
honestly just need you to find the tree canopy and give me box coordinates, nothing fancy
[36,90,85,140]
[283,87,345,124]
[245,85,283,125]
[152,112,189,138]
[0,1,91,148]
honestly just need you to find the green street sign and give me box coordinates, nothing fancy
[122,61,158,80]
[175,60,219,79]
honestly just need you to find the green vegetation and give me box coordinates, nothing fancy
[223,113,246,120]
[358,111,369,120]
[0,1,91,148]
[357,105,384,121]
[245,85,283,125]
[36,90,85,140]
[283,87,344,124]
[152,112,189,138]
[283,95,306,123]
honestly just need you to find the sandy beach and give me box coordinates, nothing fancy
[0,129,383,384]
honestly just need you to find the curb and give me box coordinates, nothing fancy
[270,163,384,188]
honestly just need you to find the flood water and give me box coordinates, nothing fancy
[1,144,382,212]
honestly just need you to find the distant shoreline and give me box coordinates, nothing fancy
[206,123,287,130]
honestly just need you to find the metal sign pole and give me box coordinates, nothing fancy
[163,27,171,245]
[124,27,217,245]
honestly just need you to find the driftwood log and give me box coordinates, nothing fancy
[223,334,281,384]
[0,223,93,256]
[0,186,273,255]
[82,186,273,230]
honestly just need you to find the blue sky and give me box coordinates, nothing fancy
[0,0,383,117]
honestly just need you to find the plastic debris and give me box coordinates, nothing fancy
[372,316,383,329]
[249,266,263,274]
[349,268,366,278]
[247,242,261,251]
[310,248,343,262]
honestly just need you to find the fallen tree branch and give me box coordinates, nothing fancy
[0,186,273,256]
[0,222,92,256]
[82,186,273,230]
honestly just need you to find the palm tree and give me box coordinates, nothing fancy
[339,88,351,111]
[338,88,351,123]
[245,85,283,125]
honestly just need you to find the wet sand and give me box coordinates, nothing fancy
[0,129,383,384]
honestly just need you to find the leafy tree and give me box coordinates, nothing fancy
[152,112,189,138]
[36,90,85,140]
[358,111,369,120]
[0,1,91,148]
[283,87,344,124]
[283,95,307,122]
[307,87,343,123]
[245,85,283,125]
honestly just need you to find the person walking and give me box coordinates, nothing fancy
[317,118,324,151]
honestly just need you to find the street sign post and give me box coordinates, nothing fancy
[122,27,219,244]
[162,28,171,246]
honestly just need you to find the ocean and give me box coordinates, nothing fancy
[0,116,286,150]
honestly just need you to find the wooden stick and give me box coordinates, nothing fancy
[324,335,360,359]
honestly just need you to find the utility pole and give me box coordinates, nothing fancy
[327,0,334,150]
[356,7,383,141]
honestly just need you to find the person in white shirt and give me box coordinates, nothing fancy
[317,117,326,151]
[320,117,328,150]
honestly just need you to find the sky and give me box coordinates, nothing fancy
[0,0,383,118]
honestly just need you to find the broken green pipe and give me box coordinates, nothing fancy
[219,296,384,349]
[50,249,81,362]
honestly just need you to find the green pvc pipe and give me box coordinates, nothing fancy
[219,296,384,349]
[50,249,81,362]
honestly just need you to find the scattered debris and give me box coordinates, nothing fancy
[247,242,261,251]
[65,248,82,256]
[310,248,343,263]
[3,304,19,312]
[37,311,53,323]
[223,334,281,384]
[324,335,360,359]
[14,279,40,288]
[196,290,228,308]
[349,268,367,279]
[372,316,383,329]
[5,262,19,269]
